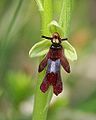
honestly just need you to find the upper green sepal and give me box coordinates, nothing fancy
[48,20,64,37]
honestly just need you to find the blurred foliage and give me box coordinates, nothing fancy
[5,71,33,105]
[0,0,96,120]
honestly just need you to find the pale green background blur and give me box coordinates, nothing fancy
[0,0,96,120]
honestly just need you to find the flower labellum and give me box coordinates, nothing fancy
[38,32,70,96]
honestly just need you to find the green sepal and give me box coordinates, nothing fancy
[62,41,77,61]
[29,19,77,60]
[29,40,50,58]
[29,39,77,61]
[48,20,64,37]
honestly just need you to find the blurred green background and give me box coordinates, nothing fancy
[0,0,96,120]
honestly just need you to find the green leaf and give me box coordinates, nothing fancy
[62,41,77,61]
[29,40,51,58]
[48,20,64,37]
[35,0,44,11]
[59,0,73,37]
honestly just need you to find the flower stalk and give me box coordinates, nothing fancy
[32,0,53,120]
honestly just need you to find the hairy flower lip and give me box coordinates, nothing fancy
[40,72,63,96]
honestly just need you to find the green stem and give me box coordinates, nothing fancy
[59,0,73,37]
[32,0,53,120]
